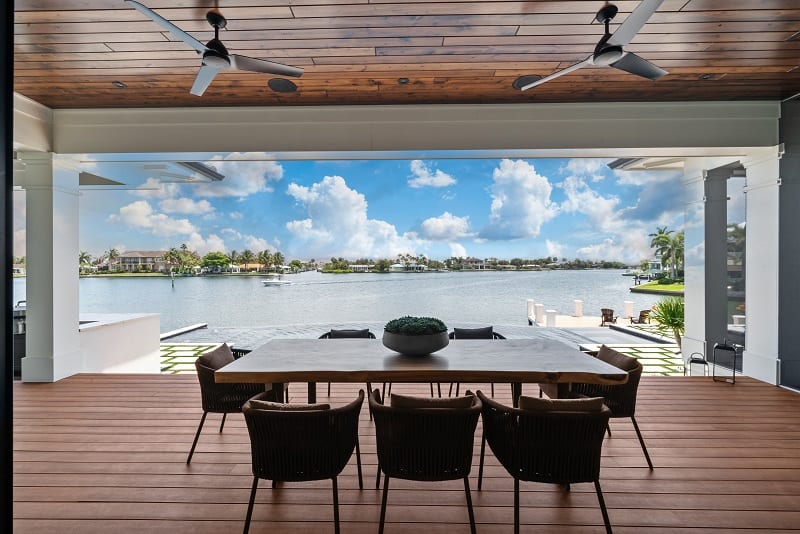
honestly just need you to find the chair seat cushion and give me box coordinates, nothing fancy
[390,393,474,409]
[597,345,639,372]
[452,326,493,339]
[518,395,606,412]
[197,343,235,370]
[249,400,331,411]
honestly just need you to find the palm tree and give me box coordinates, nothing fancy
[257,250,273,272]
[273,251,285,271]
[649,227,681,278]
[228,250,239,270]
[106,248,120,270]
[79,251,92,272]
[650,297,685,348]
[240,249,255,271]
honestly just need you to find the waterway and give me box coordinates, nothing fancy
[14,270,665,333]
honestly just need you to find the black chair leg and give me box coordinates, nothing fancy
[448,382,454,397]
[367,382,373,421]
[490,383,494,397]
[332,477,340,534]
[478,434,486,490]
[606,422,612,437]
[328,382,331,396]
[514,478,520,534]
[594,479,613,534]
[186,411,207,464]
[355,437,363,489]
[455,383,460,396]
[219,412,227,433]
[437,383,442,397]
[375,463,382,489]
[243,476,258,534]
[430,383,434,396]
[631,416,654,470]
[379,474,390,534]
[463,477,477,534]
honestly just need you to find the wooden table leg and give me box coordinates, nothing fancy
[308,382,317,403]
[512,383,522,407]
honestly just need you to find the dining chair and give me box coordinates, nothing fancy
[447,326,507,397]
[568,345,653,469]
[477,391,613,534]
[319,329,380,397]
[242,390,364,534]
[369,389,481,534]
[187,343,266,464]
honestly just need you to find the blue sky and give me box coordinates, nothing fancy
[15,156,696,264]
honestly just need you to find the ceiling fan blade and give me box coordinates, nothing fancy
[607,0,664,47]
[518,57,592,91]
[229,54,304,78]
[610,52,667,80]
[190,65,221,96]
[125,0,207,54]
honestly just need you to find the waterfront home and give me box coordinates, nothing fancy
[118,250,168,273]
[350,264,372,272]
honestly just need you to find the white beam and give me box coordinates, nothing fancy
[13,93,52,152]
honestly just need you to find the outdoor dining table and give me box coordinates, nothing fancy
[215,338,628,406]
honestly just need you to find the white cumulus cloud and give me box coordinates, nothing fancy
[220,228,277,252]
[160,197,215,215]
[133,177,181,199]
[186,232,227,255]
[546,239,564,259]
[193,153,283,198]
[563,158,611,182]
[480,159,558,240]
[286,175,423,258]
[108,200,196,236]
[408,160,456,188]
[420,212,471,241]
[449,243,467,258]
[230,211,243,220]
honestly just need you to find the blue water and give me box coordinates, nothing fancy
[14,270,665,333]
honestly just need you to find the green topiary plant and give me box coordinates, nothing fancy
[384,316,447,335]
[650,297,685,348]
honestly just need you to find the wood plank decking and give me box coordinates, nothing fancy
[12,375,800,533]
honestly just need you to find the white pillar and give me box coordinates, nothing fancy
[545,310,557,327]
[534,304,544,325]
[574,300,583,317]
[526,299,535,319]
[19,152,82,382]
[623,300,634,319]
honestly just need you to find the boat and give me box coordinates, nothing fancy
[262,274,292,286]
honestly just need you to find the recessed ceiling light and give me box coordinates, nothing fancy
[512,74,542,90]
[397,77,410,85]
[268,78,297,93]
[112,80,127,89]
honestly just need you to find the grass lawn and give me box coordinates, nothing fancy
[630,281,685,294]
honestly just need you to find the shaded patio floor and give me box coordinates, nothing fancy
[13,374,800,533]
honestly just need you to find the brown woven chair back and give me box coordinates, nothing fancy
[448,327,506,339]
[195,345,265,413]
[572,346,643,418]
[243,391,364,483]
[319,329,376,339]
[478,391,610,485]
[369,389,481,482]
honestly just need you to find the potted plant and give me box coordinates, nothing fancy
[382,316,449,356]
[650,297,685,348]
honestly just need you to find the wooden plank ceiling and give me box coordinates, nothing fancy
[13,0,800,109]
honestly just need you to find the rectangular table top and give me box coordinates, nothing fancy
[215,338,628,386]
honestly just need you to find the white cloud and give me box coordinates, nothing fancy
[564,158,611,182]
[108,200,196,236]
[419,212,471,241]
[449,243,467,258]
[480,159,558,240]
[286,175,423,258]
[220,228,276,252]
[186,232,226,255]
[613,168,679,187]
[546,239,564,259]
[193,153,283,197]
[133,177,181,199]
[160,197,214,215]
[576,238,629,261]
[408,160,457,188]
[230,211,243,219]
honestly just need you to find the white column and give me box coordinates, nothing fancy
[19,152,82,382]
[573,300,583,317]
[741,148,781,385]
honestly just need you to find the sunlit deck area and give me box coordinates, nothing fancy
[13,374,800,533]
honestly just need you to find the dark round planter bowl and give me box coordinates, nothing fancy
[382,331,449,356]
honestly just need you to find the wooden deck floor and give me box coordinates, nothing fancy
[12,375,800,533]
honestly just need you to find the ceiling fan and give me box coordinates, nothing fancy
[125,0,303,96]
[518,0,667,91]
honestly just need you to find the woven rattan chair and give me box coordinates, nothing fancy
[569,345,653,470]
[446,327,507,397]
[600,308,617,326]
[242,390,364,534]
[369,389,481,534]
[187,343,266,464]
[477,391,613,534]
[319,329,380,397]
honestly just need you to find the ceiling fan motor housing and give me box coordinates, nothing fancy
[594,45,624,66]
[203,39,231,69]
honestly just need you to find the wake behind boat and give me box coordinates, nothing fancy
[262,274,291,287]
